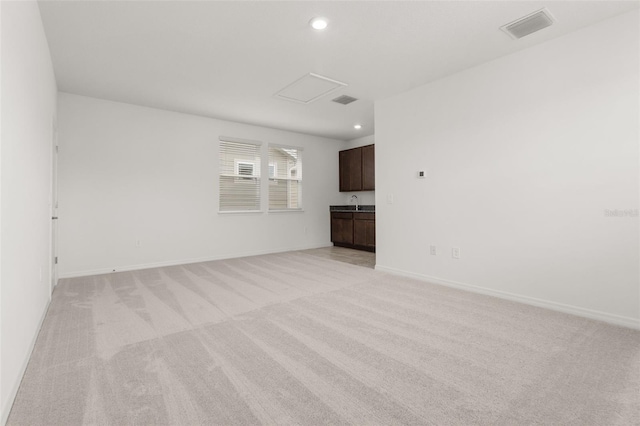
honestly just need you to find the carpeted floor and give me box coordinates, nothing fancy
[8,250,640,425]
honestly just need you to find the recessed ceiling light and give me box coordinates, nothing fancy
[354,124,362,130]
[309,17,328,30]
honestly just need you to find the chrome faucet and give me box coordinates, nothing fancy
[350,194,359,211]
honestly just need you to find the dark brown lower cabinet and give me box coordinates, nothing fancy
[354,213,376,248]
[331,212,354,245]
[331,212,375,252]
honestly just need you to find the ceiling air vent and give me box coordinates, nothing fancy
[332,95,358,105]
[500,8,555,40]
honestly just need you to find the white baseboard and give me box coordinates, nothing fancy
[375,264,640,330]
[59,243,333,279]
[1,297,51,426]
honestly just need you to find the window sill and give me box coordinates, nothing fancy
[218,210,264,215]
[268,209,304,214]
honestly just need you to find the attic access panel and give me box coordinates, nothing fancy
[274,73,347,104]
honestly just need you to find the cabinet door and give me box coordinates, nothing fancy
[361,144,375,190]
[339,148,362,192]
[331,213,354,244]
[339,151,350,192]
[354,219,375,247]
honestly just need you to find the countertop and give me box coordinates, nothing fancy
[330,205,375,213]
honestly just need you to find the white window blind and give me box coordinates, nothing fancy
[269,146,302,210]
[219,139,261,211]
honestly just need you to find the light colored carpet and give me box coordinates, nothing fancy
[8,251,640,425]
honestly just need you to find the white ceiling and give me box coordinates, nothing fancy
[38,1,638,141]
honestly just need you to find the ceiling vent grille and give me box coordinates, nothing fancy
[332,95,358,105]
[500,8,555,40]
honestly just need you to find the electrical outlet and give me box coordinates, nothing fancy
[387,194,394,204]
[452,247,461,259]
[429,245,437,255]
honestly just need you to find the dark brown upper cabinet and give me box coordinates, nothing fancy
[339,144,375,192]
[339,148,362,191]
[361,144,375,190]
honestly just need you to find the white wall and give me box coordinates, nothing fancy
[375,11,639,328]
[340,134,376,206]
[58,93,344,277]
[344,134,374,150]
[0,2,57,423]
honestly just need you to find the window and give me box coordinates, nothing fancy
[269,146,302,210]
[219,138,302,213]
[219,138,261,211]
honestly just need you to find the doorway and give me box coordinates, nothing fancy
[51,119,58,293]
